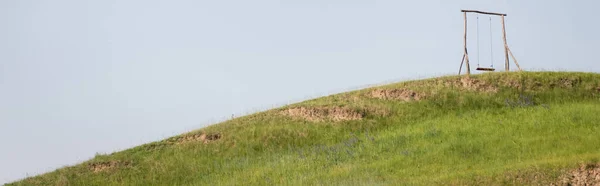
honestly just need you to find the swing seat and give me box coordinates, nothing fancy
[476,67,495,71]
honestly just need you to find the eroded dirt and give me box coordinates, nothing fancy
[501,79,523,90]
[88,160,132,173]
[553,77,582,88]
[454,77,498,93]
[170,132,222,144]
[370,89,423,101]
[428,77,499,93]
[503,77,583,90]
[501,79,547,91]
[281,106,364,122]
[556,163,600,186]
[144,132,222,151]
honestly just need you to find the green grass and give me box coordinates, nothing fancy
[9,71,600,185]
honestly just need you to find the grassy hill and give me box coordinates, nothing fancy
[9,71,600,186]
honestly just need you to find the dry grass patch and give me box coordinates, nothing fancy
[370,89,423,101]
[552,77,582,88]
[504,163,600,185]
[425,77,499,93]
[501,78,523,90]
[556,163,600,186]
[281,106,364,122]
[142,132,223,151]
[501,77,583,91]
[451,77,498,93]
[88,160,132,173]
[501,79,542,91]
[585,85,600,95]
[169,132,222,145]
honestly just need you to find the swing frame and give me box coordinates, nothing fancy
[458,9,522,77]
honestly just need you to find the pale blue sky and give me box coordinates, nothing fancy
[1,0,599,183]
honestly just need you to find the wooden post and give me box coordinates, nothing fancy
[463,12,471,76]
[459,54,465,75]
[501,15,510,72]
[507,48,522,71]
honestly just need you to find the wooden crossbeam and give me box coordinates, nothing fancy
[461,10,507,16]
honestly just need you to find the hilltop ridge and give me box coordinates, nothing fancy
[9,71,600,185]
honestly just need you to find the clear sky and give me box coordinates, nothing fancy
[1,0,598,183]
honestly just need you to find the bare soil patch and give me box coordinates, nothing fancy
[171,132,222,144]
[555,77,582,88]
[434,77,498,93]
[88,160,132,173]
[370,89,423,101]
[144,132,222,150]
[501,79,550,91]
[456,77,498,93]
[501,79,523,89]
[556,163,600,186]
[281,106,364,122]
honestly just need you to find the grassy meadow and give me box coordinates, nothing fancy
[9,71,600,185]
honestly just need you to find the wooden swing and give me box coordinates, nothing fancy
[475,15,496,72]
[476,67,496,71]
[458,10,523,77]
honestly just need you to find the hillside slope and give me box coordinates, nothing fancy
[9,71,600,186]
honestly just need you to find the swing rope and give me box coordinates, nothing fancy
[474,15,496,71]
[489,16,494,68]
[476,15,480,68]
